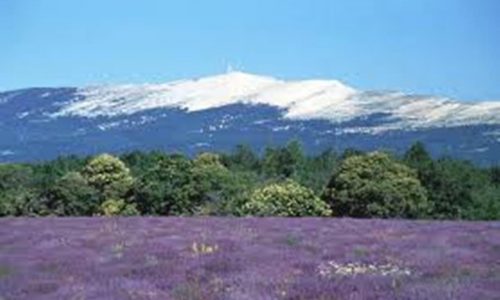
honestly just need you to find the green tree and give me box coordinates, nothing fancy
[403,142,435,181]
[191,153,232,208]
[324,152,430,218]
[340,148,364,160]
[133,154,199,215]
[0,164,38,216]
[262,140,304,178]
[489,166,500,186]
[296,148,339,193]
[465,186,500,220]
[42,172,99,216]
[192,153,232,203]
[0,189,36,216]
[121,150,168,176]
[286,139,305,167]
[0,164,34,191]
[242,179,332,216]
[199,170,258,216]
[192,153,258,215]
[81,154,134,200]
[404,142,432,165]
[424,158,490,219]
[31,155,86,191]
[224,144,260,171]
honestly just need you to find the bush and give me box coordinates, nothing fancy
[0,141,498,220]
[324,152,430,218]
[464,186,500,220]
[98,199,139,216]
[242,179,332,216]
[195,170,258,216]
[133,154,199,215]
[81,153,134,200]
[0,190,37,216]
[42,172,99,216]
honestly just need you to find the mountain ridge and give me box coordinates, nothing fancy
[47,71,500,133]
[1,72,500,163]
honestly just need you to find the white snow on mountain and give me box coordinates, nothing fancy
[0,150,15,156]
[52,72,500,132]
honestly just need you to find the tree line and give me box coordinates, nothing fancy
[0,141,499,219]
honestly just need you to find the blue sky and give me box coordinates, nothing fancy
[1,0,499,101]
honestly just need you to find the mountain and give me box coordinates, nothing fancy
[1,72,500,164]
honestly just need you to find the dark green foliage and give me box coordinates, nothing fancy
[0,140,499,219]
[340,148,365,160]
[295,148,339,194]
[424,158,487,219]
[324,152,430,218]
[132,152,257,216]
[120,150,168,176]
[465,186,500,220]
[0,189,37,216]
[41,172,99,216]
[194,169,258,216]
[489,165,500,186]
[262,140,304,178]
[190,153,256,216]
[0,164,36,216]
[30,155,86,191]
[0,164,34,191]
[133,154,198,215]
[222,144,260,172]
[403,142,497,219]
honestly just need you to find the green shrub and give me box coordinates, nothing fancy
[243,179,332,216]
[324,152,430,218]
[42,172,99,216]
[81,153,134,200]
[133,154,199,215]
[98,199,139,216]
[464,186,500,220]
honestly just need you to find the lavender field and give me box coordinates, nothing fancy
[0,218,499,300]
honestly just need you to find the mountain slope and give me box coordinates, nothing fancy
[1,72,500,163]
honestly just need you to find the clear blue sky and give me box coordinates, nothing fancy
[1,0,499,101]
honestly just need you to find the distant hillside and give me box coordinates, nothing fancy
[1,72,499,163]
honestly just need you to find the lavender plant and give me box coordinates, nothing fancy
[0,217,498,299]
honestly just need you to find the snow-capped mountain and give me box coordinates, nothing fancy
[54,72,500,131]
[1,72,500,163]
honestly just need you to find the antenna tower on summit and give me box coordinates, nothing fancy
[226,63,236,73]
